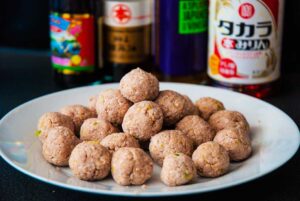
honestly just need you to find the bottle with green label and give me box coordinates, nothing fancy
[155,0,208,83]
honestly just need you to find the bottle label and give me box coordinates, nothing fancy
[179,0,208,34]
[50,13,95,73]
[104,0,152,64]
[208,0,284,85]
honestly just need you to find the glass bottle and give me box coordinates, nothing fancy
[155,0,208,83]
[208,0,284,98]
[102,0,153,82]
[50,0,98,87]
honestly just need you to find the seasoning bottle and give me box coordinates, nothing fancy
[208,0,284,98]
[103,0,153,82]
[95,0,104,76]
[155,0,208,83]
[50,0,98,87]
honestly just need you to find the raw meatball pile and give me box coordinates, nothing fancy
[36,67,252,187]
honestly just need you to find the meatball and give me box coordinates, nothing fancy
[149,130,194,166]
[80,118,119,141]
[183,95,199,116]
[69,141,111,181]
[195,97,225,120]
[122,101,163,141]
[214,128,252,161]
[120,68,159,103]
[88,95,98,116]
[111,147,153,186]
[176,115,215,146]
[96,89,132,125]
[192,141,230,177]
[37,112,75,143]
[155,90,187,126]
[209,110,250,134]
[161,153,197,186]
[100,132,140,153]
[60,105,96,134]
[42,126,79,166]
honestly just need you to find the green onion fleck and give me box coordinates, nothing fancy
[35,130,42,137]
[184,171,192,180]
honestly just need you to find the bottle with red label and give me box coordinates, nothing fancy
[102,0,153,82]
[50,0,98,87]
[208,0,284,98]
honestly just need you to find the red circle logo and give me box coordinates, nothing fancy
[221,38,236,49]
[239,3,255,19]
[112,4,132,24]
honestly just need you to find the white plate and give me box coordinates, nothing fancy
[0,83,299,197]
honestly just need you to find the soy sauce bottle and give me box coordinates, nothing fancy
[155,0,208,83]
[102,0,153,82]
[50,0,98,87]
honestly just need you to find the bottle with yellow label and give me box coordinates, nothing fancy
[50,0,98,87]
[102,0,153,82]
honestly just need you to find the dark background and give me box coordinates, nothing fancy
[0,0,300,73]
[0,0,300,72]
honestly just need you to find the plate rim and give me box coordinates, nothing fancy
[1,82,299,197]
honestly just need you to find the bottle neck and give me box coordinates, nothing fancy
[49,0,93,14]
